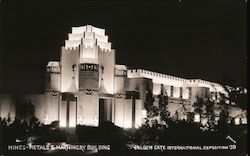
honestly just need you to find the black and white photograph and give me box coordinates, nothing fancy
[0,0,247,156]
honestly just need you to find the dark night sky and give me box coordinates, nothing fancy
[0,0,247,93]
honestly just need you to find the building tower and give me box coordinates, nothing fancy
[45,61,61,94]
[59,25,115,127]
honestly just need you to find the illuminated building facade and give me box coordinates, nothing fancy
[0,25,247,128]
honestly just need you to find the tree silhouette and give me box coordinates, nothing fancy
[173,110,179,122]
[158,86,170,123]
[204,99,216,130]
[144,89,155,111]
[158,86,168,109]
[17,100,35,125]
[217,109,229,134]
[187,112,195,123]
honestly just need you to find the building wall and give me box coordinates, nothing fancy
[12,94,60,124]
[0,94,15,120]
[114,75,128,95]
[46,95,60,124]
[80,40,99,63]
[103,98,113,122]
[127,78,153,106]
[182,87,189,99]
[188,79,228,96]
[153,84,189,99]
[114,65,128,95]
[114,98,125,127]
[114,98,142,128]
[135,99,143,128]
[77,94,99,126]
[173,87,181,98]
[98,49,115,94]
[45,72,61,92]
[190,87,210,104]
[60,47,80,92]
[228,106,247,124]
[59,99,76,127]
[153,95,192,120]
[128,69,188,87]
[167,103,185,119]
[46,61,61,92]
[127,69,228,100]
[0,94,61,124]
[153,83,161,95]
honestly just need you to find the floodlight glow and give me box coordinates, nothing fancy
[194,114,200,122]
[43,116,51,125]
[234,118,240,125]
[78,116,84,125]
[59,121,66,127]
[124,122,132,129]
[69,121,76,127]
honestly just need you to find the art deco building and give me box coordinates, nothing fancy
[0,25,247,128]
